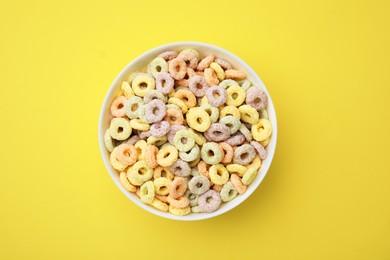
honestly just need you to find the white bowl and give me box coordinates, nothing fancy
[98,42,278,221]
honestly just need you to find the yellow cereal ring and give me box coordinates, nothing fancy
[245,155,262,170]
[186,107,211,132]
[209,164,229,185]
[239,105,259,124]
[200,96,209,105]
[260,109,269,119]
[226,164,248,177]
[153,166,175,180]
[153,177,172,196]
[139,181,155,204]
[127,160,153,185]
[242,167,258,185]
[129,118,150,131]
[168,97,188,114]
[226,86,246,107]
[168,205,191,216]
[121,81,134,98]
[260,137,270,147]
[109,118,132,140]
[220,105,241,119]
[131,74,156,97]
[126,72,139,85]
[157,144,178,167]
[104,129,114,152]
[151,199,169,212]
[147,135,167,146]
[134,140,147,160]
[210,62,225,81]
[251,119,272,141]
[225,69,246,81]
[188,128,206,146]
[110,147,127,171]
[119,171,136,192]
[174,89,197,108]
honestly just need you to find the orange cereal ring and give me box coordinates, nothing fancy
[225,69,247,81]
[164,106,184,125]
[212,184,223,192]
[167,195,190,208]
[204,68,219,86]
[116,143,137,166]
[175,79,189,87]
[155,194,169,203]
[177,49,199,69]
[219,142,233,164]
[153,166,175,180]
[169,177,187,199]
[144,145,159,169]
[168,57,187,80]
[197,160,210,178]
[111,96,127,117]
[197,55,215,71]
[230,174,247,194]
[174,89,197,108]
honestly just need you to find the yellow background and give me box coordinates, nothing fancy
[1,0,389,259]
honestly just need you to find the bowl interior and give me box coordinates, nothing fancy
[99,42,277,221]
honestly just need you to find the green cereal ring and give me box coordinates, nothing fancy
[239,124,253,142]
[220,182,238,202]
[260,109,269,119]
[209,164,229,185]
[124,96,144,119]
[219,115,241,135]
[188,175,210,195]
[185,190,200,207]
[191,205,204,213]
[201,103,220,123]
[147,57,168,78]
[109,118,132,140]
[179,144,200,162]
[242,167,258,185]
[127,160,153,185]
[104,129,114,152]
[240,79,252,91]
[153,177,172,196]
[140,181,155,204]
[200,142,223,165]
[219,79,238,89]
[174,129,195,152]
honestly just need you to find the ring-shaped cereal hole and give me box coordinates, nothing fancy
[147,57,168,78]
[226,86,246,107]
[219,115,241,135]
[245,87,268,111]
[174,89,197,108]
[173,129,195,152]
[188,175,210,195]
[155,72,174,95]
[156,144,178,167]
[189,75,209,97]
[111,96,127,117]
[186,107,211,132]
[131,74,156,97]
[233,144,256,165]
[215,58,233,70]
[149,120,170,137]
[197,55,215,71]
[198,190,222,213]
[204,68,219,86]
[200,142,223,165]
[116,143,137,166]
[205,85,227,107]
[220,182,238,202]
[250,141,267,160]
[124,96,144,119]
[204,123,230,142]
[109,118,132,141]
[169,159,191,177]
[168,57,187,80]
[251,118,272,142]
[145,99,166,124]
[179,144,200,162]
[169,177,188,198]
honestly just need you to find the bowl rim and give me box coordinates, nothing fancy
[98,41,278,221]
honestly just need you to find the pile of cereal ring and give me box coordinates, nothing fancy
[104,48,272,216]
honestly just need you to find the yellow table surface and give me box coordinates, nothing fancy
[1,0,389,259]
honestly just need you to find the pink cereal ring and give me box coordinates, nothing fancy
[149,120,171,137]
[205,85,227,107]
[155,72,174,95]
[145,99,166,123]
[168,57,187,80]
[205,123,230,142]
[189,75,209,97]
[110,96,127,117]
[167,195,190,208]
[144,145,159,169]
[169,177,188,198]
[215,58,233,70]
[204,68,219,86]
[250,141,267,159]
[197,55,215,71]
[116,143,137,166]
[164,107,184,126]
[219,142,234,163]
[245,87,268,111]
[198,190,221,213]
[226,133,246,146]
[158,50,178,61]
[177,49,198,69]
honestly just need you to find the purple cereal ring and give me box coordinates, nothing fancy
[250,141,267,160]
[138,130,152,140]
[143,90,167,104]
[149,120,171,137]
[198,190,221,213]
[245,87,268,111]
[189,75,209,97]
[156,72,174,95]
[167,125,187,145]
[169,159,191,177]
[225,133,246,146]
[205,123,230,142]
[205,85,227,107]
[145,99,166,123]
[158,50,178,61]
[233,144,256,165]
[215,58,232,70]
[125,135,141,145]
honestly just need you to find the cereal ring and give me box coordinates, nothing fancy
[185,190,199,207]
[168,57,187,80]
[230,174,247,194]
[131,73,156,97]
[110,147,127,171]
[143,89,167,104]
[125,135,140,145]
[215,58,232,70]
[104,129,115,152]
[134,140,147,160]
[242,167,258,185]
[119,171,136,192]
[167,196,190,208]
[155,72,174,95]
[186,107,211,132]
[144,145,159,169]
[168,205,191,216]
[204,68,219,86]
[149,120,170,137]
[260,109,269,119]
[139,181,155,204]
[198,190,221,213]
[219,142,233,164]
[251,119,272,142]
[233,144,256,165]
[246,155,261,169]
[200,103,219,123]
[188,175,210,195]
[168,97,188,114]
[127,160,153,185]
[219,79,238,89]
[239,124,253,142]
[109,118,132,140]
[175,79,188,87]
[209,164,229,185]
[197,160,209,176]
[169,177,187,198]
[240,79,251,91]
[245,87,267,111]
[147,135,167,146]
[260,137,270,147]
[155,194,168,203]
[153,166,175,180]
[169,159,191,177]
[204,123,230,142]
[179,144,200,162]
[219,115,241,134]
[220,182,238,202]
[126,72,139,85]
[153,177,172,196]
[121,81,135,98]
[147,57,168,78]
[188,75,209,97]
[201,142,223,165]
[187,128,206,146]
[250,141,267,160]
[219,105,241,119]
[116,143,137,166]
[225,69,246,81]
[111,96,127,117]
[158,50,178,61]
[225,133,245,146]
[197,55,214,71]
[145,99,166,123]
[239,104,259,124]
[138,130,152,140]
[178,49,199,69]
[226,164,247,177]
[124,96,144,119]
[191,205,203,213]
[151,199,169,212]
[174,89,196,108]
[212,184,223,192]
[226,86,246,106]
[164,106,184,125]
[156,144,178,167]
[188,155,201,168]
[205,85,227,107]
[174,129,195,152]
[210,62,225,81]
[167,124,186,145]
[130,119,150,131]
